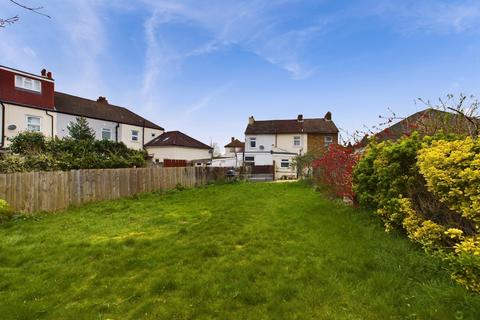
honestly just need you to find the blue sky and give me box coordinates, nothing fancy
[1,0,480,146]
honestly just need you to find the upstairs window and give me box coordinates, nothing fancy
[281,159,290,168]
[102,128,112,140]
[293,136,301,146]
[131,130,139,141]
[26,116,41,132]
[15,75,41,93]
[249,137,256,148]
[324,135,333,146]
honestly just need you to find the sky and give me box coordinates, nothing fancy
[1,0,480,147]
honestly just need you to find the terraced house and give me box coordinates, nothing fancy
[0,65,164,150]
[244,113,339,179]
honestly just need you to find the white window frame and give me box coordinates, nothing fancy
[249,137,256,148]
[15,75,42,93]
[281,159,290,168]
[26,115,41,132]
[131,130,139,142]
[245,156,255,164]
[293,136,301,147]
[101,128,112,140]
[324,135,333,145]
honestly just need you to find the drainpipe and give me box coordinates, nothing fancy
[115,122,120,142]
[142,120,145,148]
[0,102,5,148]
[45,110,54,138]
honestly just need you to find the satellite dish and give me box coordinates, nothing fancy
[259,145,265,150]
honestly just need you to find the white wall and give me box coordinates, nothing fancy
[245,134,275,152]
[56,113,117,141]
[2,103,56,147]
[146,146,211,163]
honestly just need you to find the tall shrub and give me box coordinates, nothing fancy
[313,144,359,200]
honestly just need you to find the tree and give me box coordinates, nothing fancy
[1,0,50,28]
[291,152,315,178]
[67,117,95,141]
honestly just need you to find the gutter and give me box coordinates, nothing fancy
[0,102,5,148]
[45,110,54,138]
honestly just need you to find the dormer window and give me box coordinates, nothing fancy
[15,75,41,93]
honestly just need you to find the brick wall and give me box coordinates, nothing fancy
[307,133,338,158]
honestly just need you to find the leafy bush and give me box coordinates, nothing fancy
[0,131,146,173]
[313,144,359,201]
[0,199,14,224]
[353,133,480,292]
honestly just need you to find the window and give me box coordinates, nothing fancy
[131,130,139,141]
[245,156,255,164]
[281,159,290,168]
[249,137,256,148]
[102,128,112,140]
[293,136,301,146]
[324,136,333,145]
[26,116,41,132]
[15,75,41,93]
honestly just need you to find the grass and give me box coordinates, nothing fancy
[0,182,479,319]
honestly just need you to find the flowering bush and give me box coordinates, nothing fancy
[312,144,359,201]
[353,133,480,292]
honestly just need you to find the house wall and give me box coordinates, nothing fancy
[307,133,338,158]
[2,103,56,147]
[245,134,275,152]
[56,113,118,141]
[225,146,244,157]
[0,67,55,110]
[276,133,307,154]
[146,146,211,163]
[272,153,297,179]
[56,114,163,148]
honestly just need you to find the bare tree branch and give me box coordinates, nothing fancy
[0,15,19,27]
[8,0,51,19]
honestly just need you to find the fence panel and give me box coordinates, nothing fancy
[0,166,223,214]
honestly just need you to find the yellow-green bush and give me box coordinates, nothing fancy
[353,134,480,292]
[0,199,14,224]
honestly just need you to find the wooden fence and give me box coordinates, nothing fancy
[0,167,224,214]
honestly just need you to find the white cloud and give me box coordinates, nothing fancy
[184,83,231,115]
[139,0,327,98]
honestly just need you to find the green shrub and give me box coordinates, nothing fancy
[353,133,480,292]
[8,131,46,155]
[0,199,14,224]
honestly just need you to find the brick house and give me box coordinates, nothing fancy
[244,113,339,179]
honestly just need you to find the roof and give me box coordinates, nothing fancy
[144,131,212,149]
[54,92,164,130]
[354,108,479,148]
[245,118,338,135]
[224,139,245,148]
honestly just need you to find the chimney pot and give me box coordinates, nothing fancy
[41,69,47,76]
[297,114,304,122]
[97,96,108,104]
[46,71,52,79]
[231,137,235,142]
[324,111,332,121]
[248,116,255,125]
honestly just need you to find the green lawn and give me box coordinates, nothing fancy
[1,182,479,319]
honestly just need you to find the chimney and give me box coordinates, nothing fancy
[297,114,304,122]
[41,69,47,77]
[97,96,108,104]
[324,111,332,121]
[248,116,255,125]
[231,137,235,142]
[46,71,52,79]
